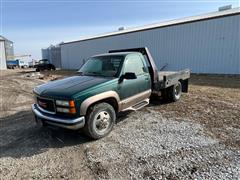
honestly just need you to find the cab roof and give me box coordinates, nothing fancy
[92,52,141,57]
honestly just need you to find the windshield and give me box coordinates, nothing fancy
[39,60,49,64]
[79,55,124,77]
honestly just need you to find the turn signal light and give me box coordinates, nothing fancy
[69,107,76,114]
[69,100,75,107]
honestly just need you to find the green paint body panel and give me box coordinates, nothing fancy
[33,48,190,134]
[34,52,152,117]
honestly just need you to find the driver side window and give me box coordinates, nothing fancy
[124,54,146,76]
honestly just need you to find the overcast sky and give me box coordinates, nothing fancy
[1,0,239,59]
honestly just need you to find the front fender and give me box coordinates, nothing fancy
[80,91,120,115]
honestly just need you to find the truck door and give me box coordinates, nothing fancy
[117,54,151,108]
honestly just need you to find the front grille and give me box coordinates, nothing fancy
[37,96,55,113]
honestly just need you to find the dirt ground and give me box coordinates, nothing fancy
[0,69,239,179]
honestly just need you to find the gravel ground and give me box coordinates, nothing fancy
[0,69,239,179]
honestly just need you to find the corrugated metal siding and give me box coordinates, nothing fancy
[0,41,7,70]
[42,48,50,61]
[5,40,14,61]
[42,46,62,68]
[49,46,62,68]
[61,14,240,74]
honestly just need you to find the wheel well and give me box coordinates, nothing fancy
[87,97,119,114]
[179,79,188,93]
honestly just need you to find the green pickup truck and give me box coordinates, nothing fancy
[32,47,190,139]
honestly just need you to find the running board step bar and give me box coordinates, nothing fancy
[123,99,149,111]
[132,99,149,110]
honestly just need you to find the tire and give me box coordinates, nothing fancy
[84,102,116,139]
[170,81,182,102]
[163,81,182,102]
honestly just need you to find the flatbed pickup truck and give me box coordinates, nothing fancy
[32,47,190,139]
[35,59,56,72]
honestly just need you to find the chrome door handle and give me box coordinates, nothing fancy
[144,74,149,81]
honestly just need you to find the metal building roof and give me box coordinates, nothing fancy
[0,35,13,43]
[62,7,240,45]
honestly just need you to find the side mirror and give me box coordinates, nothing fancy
[119,72,137,83]
[123,72,137,80]
[124,72,137,79]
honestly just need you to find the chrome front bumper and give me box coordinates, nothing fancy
[31,104,85,130]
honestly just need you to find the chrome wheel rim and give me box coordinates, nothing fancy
[93,111,111,134]
[174,83,181,99]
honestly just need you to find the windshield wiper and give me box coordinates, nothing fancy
[82,72,104,77]
[88,71,101,74]
[77,71,84,75]
[79,71,114,77]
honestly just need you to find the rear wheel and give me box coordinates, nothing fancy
[163,81,182,102]
[84,102,116,139]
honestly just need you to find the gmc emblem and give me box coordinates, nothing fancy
[38,101,47,108]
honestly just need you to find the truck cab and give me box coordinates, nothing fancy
[35,59,56,72]
[32,47,190,139]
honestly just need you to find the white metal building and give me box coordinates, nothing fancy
[61,7,240,74]
[0,39,7,70]
[0,36,14,70]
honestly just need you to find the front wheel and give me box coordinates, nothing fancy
[84,103,116,139]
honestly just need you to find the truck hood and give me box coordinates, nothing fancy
[34,75,111,98]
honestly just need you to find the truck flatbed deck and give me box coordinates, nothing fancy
[157,69,190,89]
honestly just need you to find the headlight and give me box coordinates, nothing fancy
[56,100,76,114]
[56,107,76,114]
[57,107,70,113]
[56,100,75,107]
